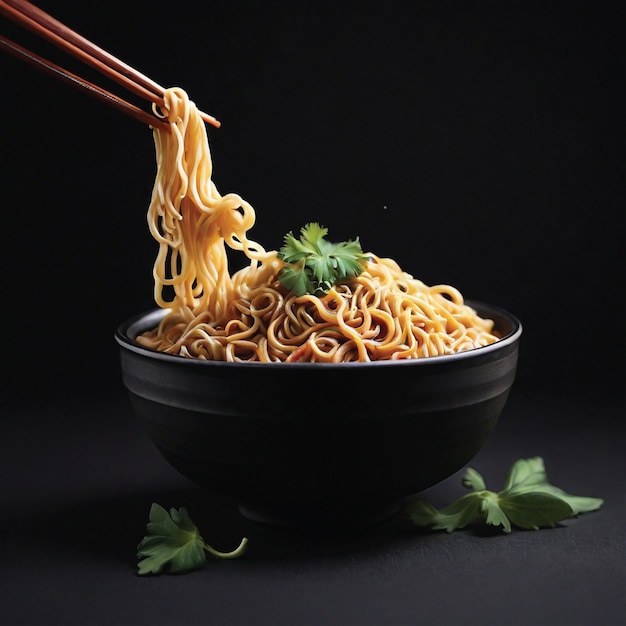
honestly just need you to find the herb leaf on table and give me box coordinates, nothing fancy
[137,503,248,575]
[405,457,603,534]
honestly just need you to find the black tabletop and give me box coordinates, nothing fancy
[2,387,623,626]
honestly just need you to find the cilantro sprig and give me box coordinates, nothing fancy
[278,222,369,296]
[405,457,603,533]
[137,503,248,575]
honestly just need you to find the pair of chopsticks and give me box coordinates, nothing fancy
[0,0,220,131]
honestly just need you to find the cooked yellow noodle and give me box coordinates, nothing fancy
[137,87,500,362]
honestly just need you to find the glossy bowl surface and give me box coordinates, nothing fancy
[116,302,522,525]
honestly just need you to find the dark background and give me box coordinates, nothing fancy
[1,2,624,625]
[1,0,623,400]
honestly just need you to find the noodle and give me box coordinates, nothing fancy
[137,87,500,362]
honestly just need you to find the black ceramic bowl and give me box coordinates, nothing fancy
[116,302,521,525]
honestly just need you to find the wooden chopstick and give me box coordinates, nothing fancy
[0,0,221,129]
[0,36,170,131]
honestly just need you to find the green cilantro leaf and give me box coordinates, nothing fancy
[278,264,317,297]
[480,491,513,532]
[405,457,603,534]
[407,493,484,532]
[137,503,248,575]
[498,493,574,530]
[278,223,369,296]
[499,456,604,515]
[462,467,487,492]
[501,456,550,494]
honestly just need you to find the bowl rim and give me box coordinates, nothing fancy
[115,300,522,369]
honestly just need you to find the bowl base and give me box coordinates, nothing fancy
[238,500,402,527]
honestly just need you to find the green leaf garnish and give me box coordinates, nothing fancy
[137,503,248,575]
[405,457,603,534]
[278,222,369,296]
[408,494,485,533]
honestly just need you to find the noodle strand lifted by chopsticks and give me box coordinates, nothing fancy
[137,88,500,362]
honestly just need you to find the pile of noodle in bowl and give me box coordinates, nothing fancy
[137,88,500,363]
